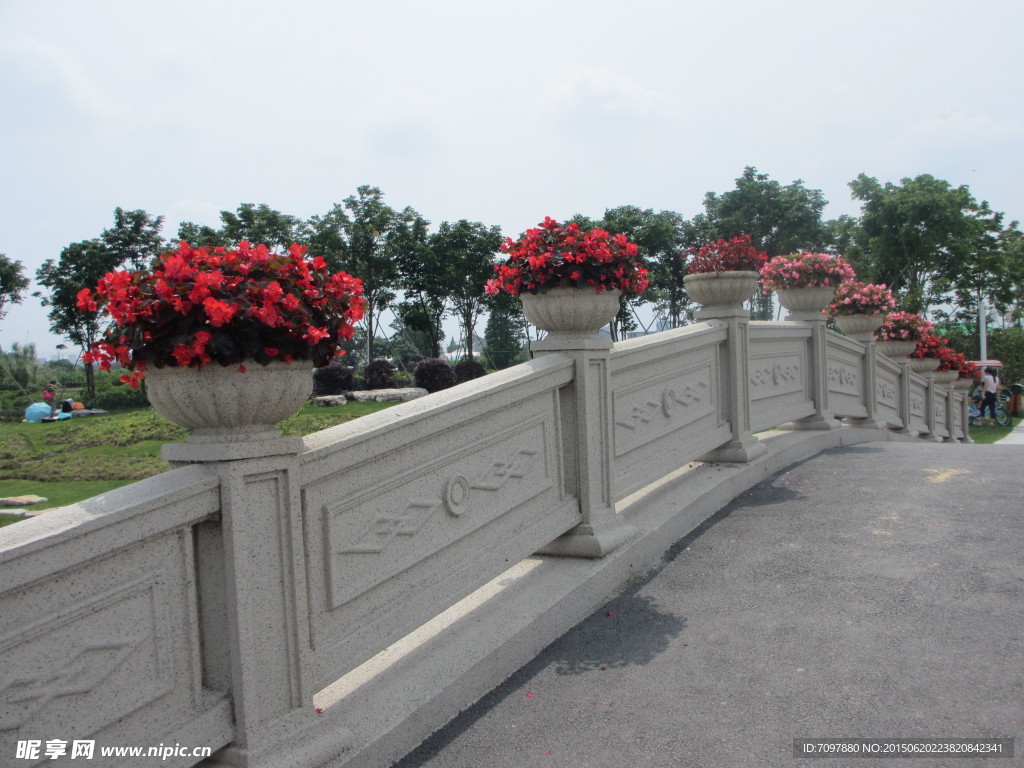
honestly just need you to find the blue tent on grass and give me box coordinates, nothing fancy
[24,403,52,422]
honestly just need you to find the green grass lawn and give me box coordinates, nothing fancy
[0,400,396,523]
[965,414,1022,444]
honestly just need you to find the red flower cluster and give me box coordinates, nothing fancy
[684,234,768,275]
[78,241,365,387]
[484,217,648,297]
[957,358,982,380]
[936,347,975,376]
[910,331,950,361]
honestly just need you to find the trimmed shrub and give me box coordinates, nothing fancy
[313,361,354,396]
[414,358,456,393]
[93,384,148,411]
[364,358,397,390]
[454,359,486,383]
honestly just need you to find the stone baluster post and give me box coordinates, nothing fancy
[923,372,942,441]
[844,329,886,430]
[532,332,637,558]
[896,359,914,435]
[961,388,974,443]
[168,436,338,767]
[944,381,958,442]
[784,307,841,431]
[696,305,766,462]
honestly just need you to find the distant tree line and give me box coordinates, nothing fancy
[10,168,1023,398]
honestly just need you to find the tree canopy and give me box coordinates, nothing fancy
[103,207,165,270]
[845,173,1011,319]
[599,206,688,330]
[0,253,30,324]
[31,174,1024,382]
[36,239,122,397]
[427,220,504,361]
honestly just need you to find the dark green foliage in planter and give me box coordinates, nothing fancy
[414,358,456,393]
[365,358,397,390]
[454,359,486,383]
[313,360,354,396]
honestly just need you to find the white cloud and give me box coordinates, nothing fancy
[904,110,1020,146]
[0,37,122,121]
[561,69,677,118]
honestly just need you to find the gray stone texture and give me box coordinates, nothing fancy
[0,307,975,768]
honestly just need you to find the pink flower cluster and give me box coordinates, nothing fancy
[759,252,856,290]
[874,311,934,343]
[827,281,897,318]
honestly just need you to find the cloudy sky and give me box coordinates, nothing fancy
[2,0,1022,359]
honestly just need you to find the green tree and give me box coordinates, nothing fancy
[35,239,122,398]
[385,314,436,371]
[697,167,831,318]
[0,342,39,391]
[847,173,1003,314]
[428,220,504,361]
[484,290,529,369]
[102,207,165,270]
[598,206,689,332]
[0,253,30,324]
[997,225,1024,325]
[175,221,230,248]
[393,214,445,358]
[306,187,418,361]
[218,203,300,250]
[302,204,349,265]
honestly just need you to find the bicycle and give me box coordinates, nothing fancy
[968,395,1012,427]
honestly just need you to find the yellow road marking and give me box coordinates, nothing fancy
[923,468,970,483]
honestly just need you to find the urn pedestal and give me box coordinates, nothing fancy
[147,360,312,462]
[684,271,760,319]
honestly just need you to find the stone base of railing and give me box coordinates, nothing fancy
[701,435,767,463]
[781,415,842,431]
[844,417,887,430]
[537,520,639,558]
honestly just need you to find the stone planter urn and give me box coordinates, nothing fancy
[775,286,836,315]
[520,287,621,341]
[683,271,760,311]
[875,340,917,358]
[954,378,974,392]
[146,360,313,447]
[834,313,884,337]
[933,370,959,386]
[908,357,939,374]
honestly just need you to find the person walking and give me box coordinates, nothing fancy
[980,367,1000,425]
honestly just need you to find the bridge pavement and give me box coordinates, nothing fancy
[393,442,1024,768]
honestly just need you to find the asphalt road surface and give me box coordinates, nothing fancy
[394,442,1024,768]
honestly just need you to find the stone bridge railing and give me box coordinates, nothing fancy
[0,308,966,768]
